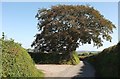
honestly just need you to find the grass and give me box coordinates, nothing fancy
[71,51,80,65]
[62,51,80,65]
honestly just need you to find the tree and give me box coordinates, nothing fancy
[31,5,116,59]
[2,32,5,40]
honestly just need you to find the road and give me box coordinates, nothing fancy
[35,61,95,78]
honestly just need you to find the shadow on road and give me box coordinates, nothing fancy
[72,60,95,79]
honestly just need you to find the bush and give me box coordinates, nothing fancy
[71,51,80,65]
[1,39,44,77]
[85,42,119,77]
[78,52,98,61]
[62,51,80,65]
[29,51,80,65]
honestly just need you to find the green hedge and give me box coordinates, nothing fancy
[29,51,80,65]
[85,42,119,77]
[1,39,44,77]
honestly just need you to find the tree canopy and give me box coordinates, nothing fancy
[31,5,116,53]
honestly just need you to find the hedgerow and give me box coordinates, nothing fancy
[85,41,119,77]
[29,51,80,65]
[1,39,44,77]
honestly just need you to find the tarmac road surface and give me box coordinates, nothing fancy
[35,61,95,79]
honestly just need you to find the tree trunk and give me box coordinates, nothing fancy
[69,51,72,60]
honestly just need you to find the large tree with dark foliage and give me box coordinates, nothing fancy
[31,5,115,58]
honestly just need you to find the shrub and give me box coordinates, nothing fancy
[85,42,119,77]
[71,51,80,65]
[1,39,44,77]
[29,51,80,65]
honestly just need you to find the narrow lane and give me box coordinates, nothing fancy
[35,61,95,78]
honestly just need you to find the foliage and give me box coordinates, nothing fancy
[32,5,115,54]
[70,51,80,65]
[85,42,120,77]
[79,52,89,56]
[1,39,44,77]
[78,52,98,60]
[0,39,2,77]
[29,51,80,65]
[29,52,63,64]
[2,32,5,40]
[61,51,80,65]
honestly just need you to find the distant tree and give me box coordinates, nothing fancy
[32,5,116,59]
[2,32,5,40]
[89,52,93,55]
[118,41,120,45]
[81,52,89,56]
